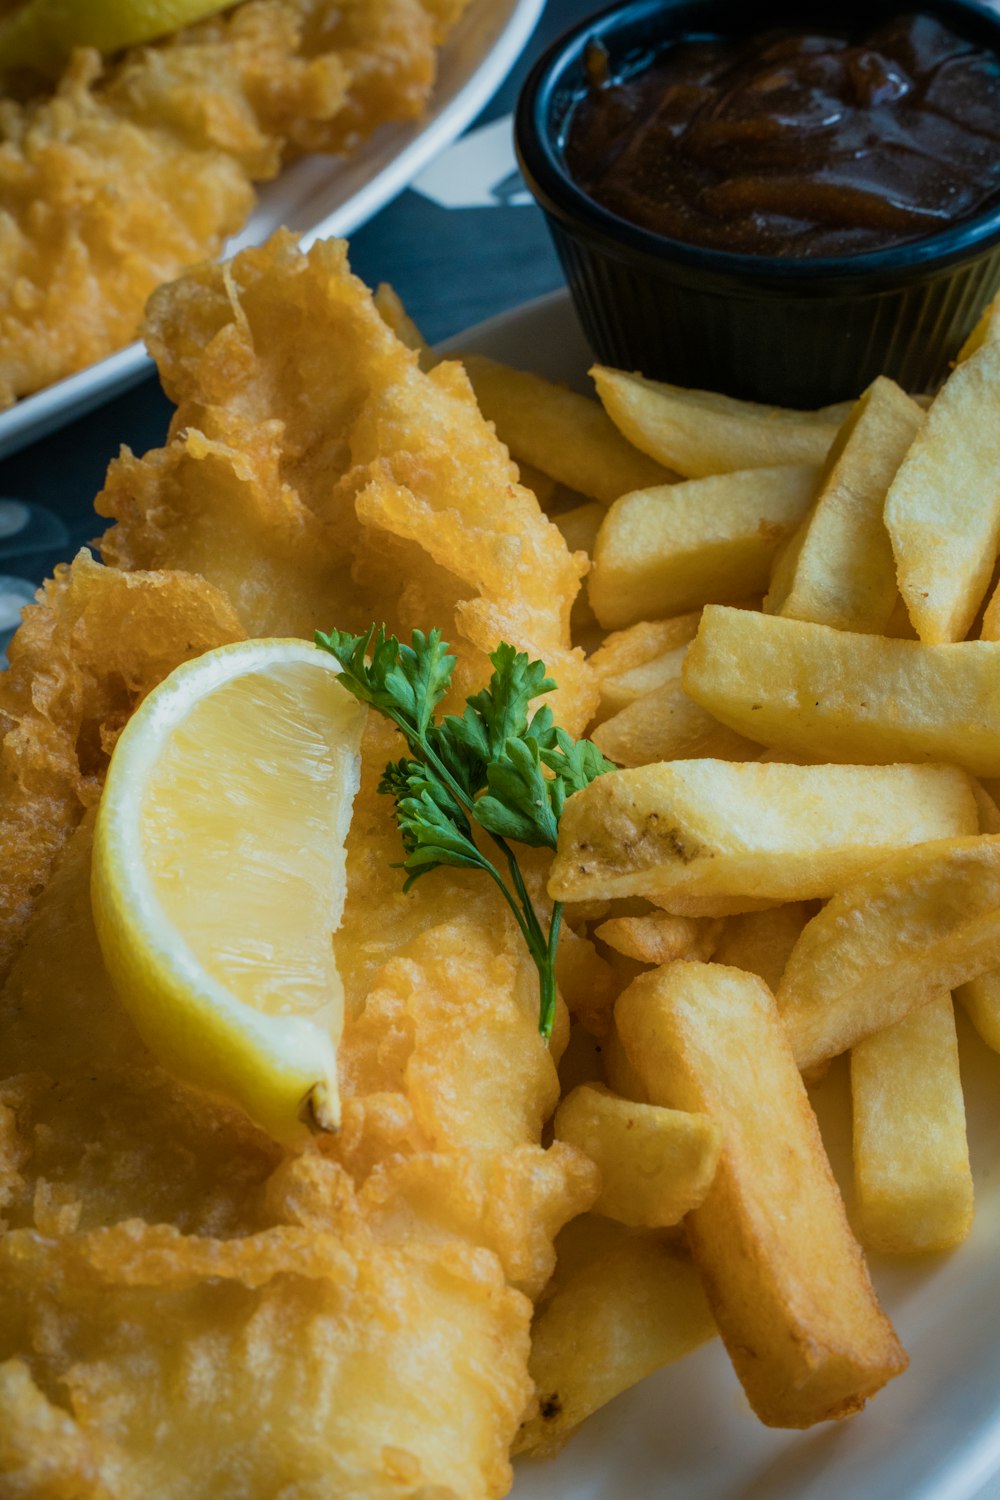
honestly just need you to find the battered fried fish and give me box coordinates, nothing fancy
[98,233,598,731]
[0,234,603,1496]
[0,548,244,986]
[0,0,469,405]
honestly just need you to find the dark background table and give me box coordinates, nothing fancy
[0,0,595,651]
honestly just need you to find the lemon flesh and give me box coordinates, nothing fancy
[0,0,234,75]
[92,640,367,1146]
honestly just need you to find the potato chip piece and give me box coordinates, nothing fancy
[712,903,813,994]
[615,962,907,1427]
[778,836,1000,1070]
[549,760,977,904]
[591,365,848,478]
[684,606,1000,777]
[595,912,721,966]
[462,355,674,503]
[590,467,816,627]
[884,341,1000,643]
[589,615,702,679]
[373,282,433,369]
[595,644,686,717]
[592,680,760,768]
[555,1083,721,1228]
[515,1218,715,1457]
[766,378,922,633]
[956,970,1000,1054]
[851,994,973,1254]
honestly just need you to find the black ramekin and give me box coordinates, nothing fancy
[515,0,1000,407]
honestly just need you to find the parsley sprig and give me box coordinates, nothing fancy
[315,625,613,1039]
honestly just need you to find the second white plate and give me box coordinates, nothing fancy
[0,0,543,462]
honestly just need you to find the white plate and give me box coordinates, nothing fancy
[456,289,1000,1500]
[0,0,543,462]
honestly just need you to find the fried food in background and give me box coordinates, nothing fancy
[98,232,595,730]
[0,0,471,406]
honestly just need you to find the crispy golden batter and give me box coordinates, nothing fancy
[0,548,244,986]
[0,0,467,404]
[0,231,604,1496]
[0,806,595,1496]
[98,233,597,730]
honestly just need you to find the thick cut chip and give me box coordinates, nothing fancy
[884,341,1000,643]
[461,355,674,503]
[766,378,922,633]
[515,1216,715,1457]
[595,911,722,966]
[591,366,848,478]
[555,1083,721,1228]
[589,614,702,679]
[549,760,977,904]
[590,467,816,627]
[778,837,1000,1071]
[592,679,760,768]
[684,606,1000,777]
[615,962,907,1427]
[851,995,974,1254]
[712,903,813,994]
[595,644,687,717]
[957,970,1000,1054]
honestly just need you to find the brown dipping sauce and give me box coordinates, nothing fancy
[564,13,1000,257]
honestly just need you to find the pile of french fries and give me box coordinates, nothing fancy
[457,291,1000,1456]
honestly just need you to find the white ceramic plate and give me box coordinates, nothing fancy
[0,0,543,462]
[454,288,1000,1500]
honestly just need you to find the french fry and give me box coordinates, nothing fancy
[373,282,434,369]
[595,644,686,717]
[778,836,1000,1071]
[516,461,558,509]
[590,467,816,627]
[602,1026,650,1101]
[765,378,922,632]
[884,341,1000,643]
[555,1083,721,1229]
[956,971,1000,1054]
[549,760,977,905]
[684,606,1000,776]
[551,499,603,557]
[851,994,974,1254]
[461,355,674,503]
[592,679,760,768]
[971,778,1000,834]
[615,962,907,1426]
[515,1217,716,1457]
[595,911,722,966]
[555,923,619,1039]
[591,365,849,477]
[712,903,813,993]
[589,614,702,675]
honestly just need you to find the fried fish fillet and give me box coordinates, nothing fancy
[98,233,597,731]
[0,808,596,1498]
[0,547,244,987]
[0,0,468,405]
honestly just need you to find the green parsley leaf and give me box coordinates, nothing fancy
[315,625,611,1037]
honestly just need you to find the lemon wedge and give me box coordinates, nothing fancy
[0,0,234,76]
[92,639,367,1146]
